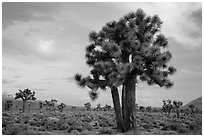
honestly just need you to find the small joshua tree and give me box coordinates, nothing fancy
[96,103,102,111]
[51,99,58,110]
[44,99,58,111]
[162,99,173,115]
[4,100,13,111]
[44,100,50,110]
[103,104,112,111]
[146,106,152,112]
[139,106,145,112]
[84,102,91,111]
[58,103,66,112]
[15,88,36,112]
[173,100,183,118]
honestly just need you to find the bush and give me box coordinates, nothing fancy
[69,129,81,135]
[161,123,181,131]
[178,127,188,134]
[59,123,70,130]
[189,124,195,130]
[67,125,85,133]
[99,127,115,135]
[29,119,38,126]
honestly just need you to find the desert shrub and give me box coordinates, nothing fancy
[44,119,60,131]
[80,129,96,135]
[39,117,48,126]
[177,127,188,134]
[162,123,181,131]
[29,119,38,126]
[83,123,93,130]
[99,127,115,135]
[3,124,28,135]
[189,124,195,130]
[2,112,10,117]
[33,113,45,119]
[3,124,19,135]
[24,119,29,124]
[67,125,85,133]
[69,129,81,135]
[2,117,13,127]
[141,123,152,129]
[66,118,77,126]
[99,121,109,127]
[14,117,21,123]
[59,123,70,130]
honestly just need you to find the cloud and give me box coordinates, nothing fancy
[2,2,61,29]
[13,75,21,78]
[64,77,75,82]
[33,88,47,92]
[24,28,42,37]
[180,69,200,75]
[2,79,15,84]
[190,8,202,28]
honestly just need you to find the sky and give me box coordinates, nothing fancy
[2,2,202,107]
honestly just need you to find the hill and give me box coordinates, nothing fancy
[181,97,202,111]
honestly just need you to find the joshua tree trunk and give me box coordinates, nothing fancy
[176,110,179,118]
[123,74,137,132]
[22,100,26,113]
[122,84,127,130]
[111,86,124,132]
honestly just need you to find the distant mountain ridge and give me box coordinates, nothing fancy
[181,97,202,111]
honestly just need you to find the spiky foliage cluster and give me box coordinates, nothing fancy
[84,102,91,111]
[4,100,13,111]
[162,99,173,114]
[75,9,176,99]
[58,103,66,112]
[103,104,112,111]
[44,99,58,110]
[15,88,36,101]
[146,106,152,112]
[139,106,145,111]
[173,100,183,109]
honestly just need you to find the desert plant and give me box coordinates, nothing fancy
[74,9,176,132]
[139,106,145,112]
[4,100,13,111]
[189,104,195,115]
[96,103,102,111]
[14,89,36,112]
[39,101,43,112]
[103,104,112,111]
[162,100,173,114]
[84,102,91,111]
[51,99,58,110]
[146,106,152,112]
[173,100,183,118]
[58,103,66,112]
[44,99,58,111]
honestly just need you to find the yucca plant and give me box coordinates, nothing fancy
[15,88,36,112]
[84,102,91,111]
[173,100,183,118]
[75,9,176,132]
[58,103,66,112]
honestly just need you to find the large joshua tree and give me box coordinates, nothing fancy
[15,88,36,112]
[75,9,176,132]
